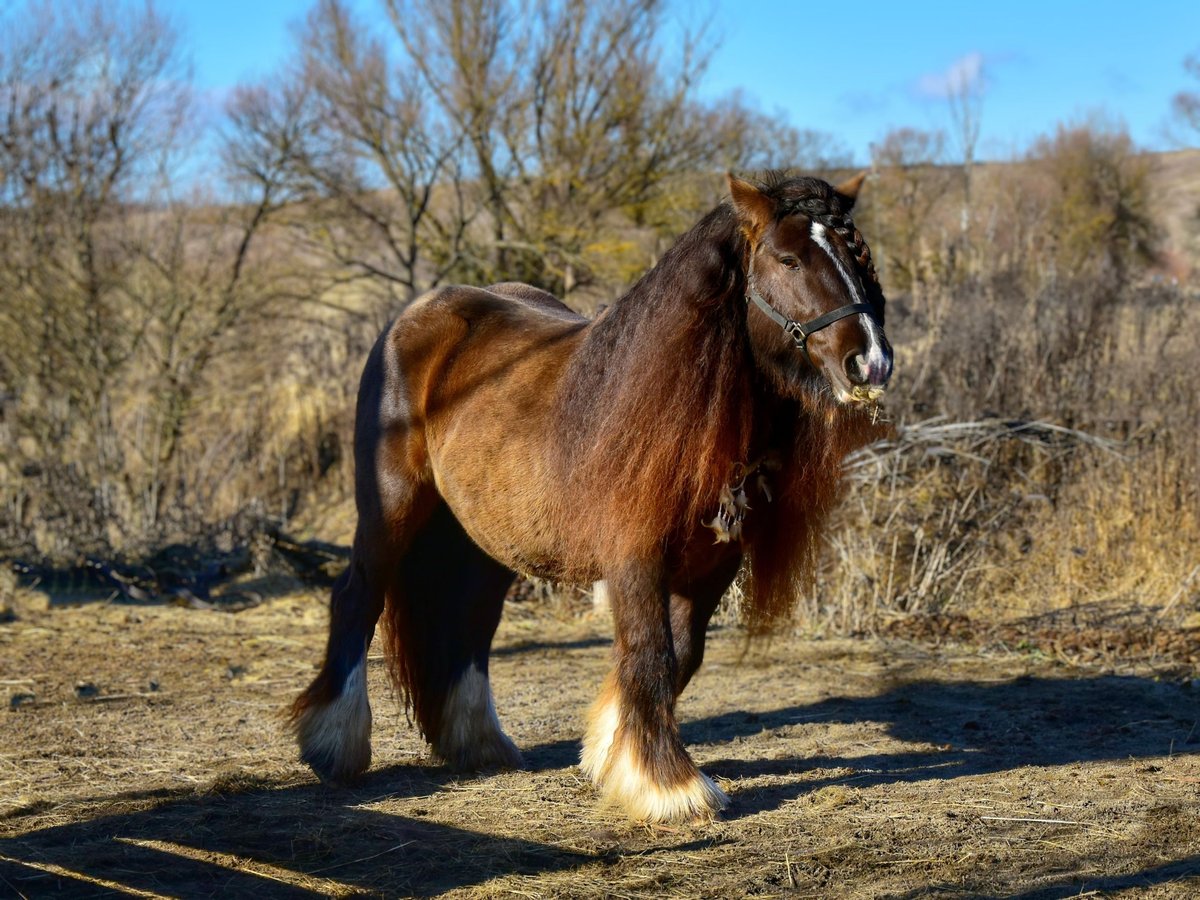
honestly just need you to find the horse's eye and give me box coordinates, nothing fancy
[779,256,800,270]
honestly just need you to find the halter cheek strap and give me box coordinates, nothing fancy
[747,286,875,371]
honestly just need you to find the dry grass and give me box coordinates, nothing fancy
[1,593,1198,898]
[781,263,1200,639]
[823,417,1197,622]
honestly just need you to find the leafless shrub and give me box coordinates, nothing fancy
[800,265,1200,634]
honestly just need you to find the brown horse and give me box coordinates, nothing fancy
[291,172,893,823]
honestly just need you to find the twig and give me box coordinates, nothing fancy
[306,841,414,875]
[1157,564,1200,622]
[980,816,1085,826]
[82,692,164,703]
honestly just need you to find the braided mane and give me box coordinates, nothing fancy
[756,172,885,320]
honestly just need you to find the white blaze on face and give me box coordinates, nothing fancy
[809,221,889,379]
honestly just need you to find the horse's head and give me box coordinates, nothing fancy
[729,172,893,405]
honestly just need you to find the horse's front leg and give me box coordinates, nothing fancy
[669,552,742,697]
[580,560,728,823]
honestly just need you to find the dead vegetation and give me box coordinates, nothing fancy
[1,4,1200,895]
[2,5,1198,649]
[1,595,1198,897]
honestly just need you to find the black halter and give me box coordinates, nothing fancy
[747,286,875,371]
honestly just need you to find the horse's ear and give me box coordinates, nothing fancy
[834,171,868,210]
[727,173,774,239]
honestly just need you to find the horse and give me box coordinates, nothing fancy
[290,172,894,823]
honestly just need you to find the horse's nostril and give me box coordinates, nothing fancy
[845,352,869,385]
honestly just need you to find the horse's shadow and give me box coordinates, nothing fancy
[0,765,596,897]
[890,851,1200,900]
[2,666,1197,897]
[676,671,1199,819]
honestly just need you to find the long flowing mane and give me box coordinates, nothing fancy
[742,400,882,631]
[554,181,887,626]
[554,202,755,566]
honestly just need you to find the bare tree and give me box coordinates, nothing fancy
[1029,116,1159,287]
[0,1,190,549]
[228,0,485,308]
[230,0,834,305]
[711,94,853,174]
[315,0,767,297]
[389,0,728,293]
[944,54,985,240]
[1171,51,1200,138]
[0,1,308,551]
[866,127,954,291]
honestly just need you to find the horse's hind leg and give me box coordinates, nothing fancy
[291,511,420,783]
[384,501,522,770]
[293,495,521,779]
[581,560,728,823]
[292,322,438,783]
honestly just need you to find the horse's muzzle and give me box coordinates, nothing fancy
[848,336,893,384]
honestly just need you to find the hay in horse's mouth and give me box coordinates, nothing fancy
[849,385,886,404]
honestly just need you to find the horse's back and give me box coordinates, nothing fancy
[365,282,590,577]
[484,281,584,321]
[389,280,586,368]
[403,281,584,330]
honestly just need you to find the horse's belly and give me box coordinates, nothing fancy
[422,342,584,582]
[430,447,574,580]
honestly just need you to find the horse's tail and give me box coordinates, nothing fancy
[377,500,520,768]
[376,539,439,743]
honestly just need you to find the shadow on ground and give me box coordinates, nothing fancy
[3,641,1198,897]
[683,671,1198,817]
[0,765,594,897]
[892,850,1200,898]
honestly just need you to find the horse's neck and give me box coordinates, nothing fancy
[554,206,757,526]
[583,205,744,376]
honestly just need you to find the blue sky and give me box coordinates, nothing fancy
[182,0,1200,164]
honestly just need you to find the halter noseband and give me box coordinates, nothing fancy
[747,286,875,371]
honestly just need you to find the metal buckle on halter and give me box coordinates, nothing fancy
[782,320,807,348]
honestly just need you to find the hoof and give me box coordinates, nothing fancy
[581,675,726,822]
[432,664,524,771]
[294,662,372,783]
[434,730,525,772]
[603,762,728,824]
[600,734,729,820]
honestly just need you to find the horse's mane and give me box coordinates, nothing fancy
[555,179,886,628]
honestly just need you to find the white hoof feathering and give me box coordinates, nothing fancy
[580,678,620,784]
[433,664,524,770]
[603,745,729,823]
[297,660,372,782]
[582,678,728,823]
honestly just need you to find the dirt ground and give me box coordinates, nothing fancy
[1,588,1198,899]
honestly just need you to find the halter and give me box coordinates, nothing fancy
[747,286,876,372]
